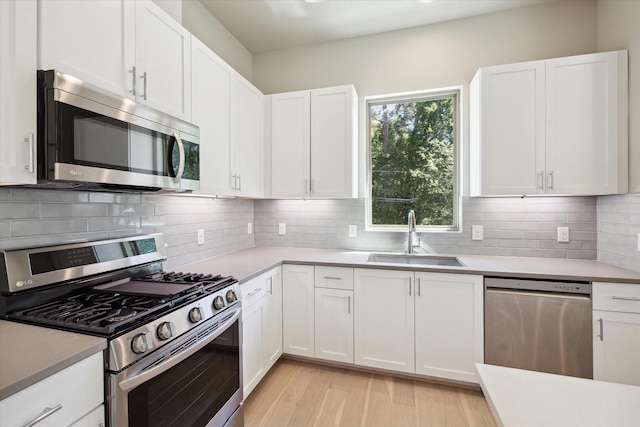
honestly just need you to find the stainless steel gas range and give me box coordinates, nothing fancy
[0,234,243,427]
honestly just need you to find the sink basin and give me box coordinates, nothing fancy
[366,253,465,267]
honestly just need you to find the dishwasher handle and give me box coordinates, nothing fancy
[485,287,592,300]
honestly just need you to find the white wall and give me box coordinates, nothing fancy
[597,0,640,193]
[253,0,598,197]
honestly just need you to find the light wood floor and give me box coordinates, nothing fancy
[243,359,498,427]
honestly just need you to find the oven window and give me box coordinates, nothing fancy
[127,321,240,427]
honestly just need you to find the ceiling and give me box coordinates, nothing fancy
[200,0,559,54]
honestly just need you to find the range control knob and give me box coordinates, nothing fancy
[213,296,225,310]
[226,290,238,304]
[189,307,204,323]
[156,321,175,340]
[131,333,151,354]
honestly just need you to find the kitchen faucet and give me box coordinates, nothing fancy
[407,209,416,254]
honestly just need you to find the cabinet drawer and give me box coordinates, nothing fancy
[593,282,640,313]
[0,352,103,427]
[241,271,273,308]
[315,266,353,290]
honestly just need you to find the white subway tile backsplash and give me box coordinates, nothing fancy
[597,193,640,273]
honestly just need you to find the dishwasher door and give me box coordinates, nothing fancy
[485,285,593,379]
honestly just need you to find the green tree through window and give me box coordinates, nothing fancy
[368,91,458,229]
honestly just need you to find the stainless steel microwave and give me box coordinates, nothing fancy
[36,70,199,192]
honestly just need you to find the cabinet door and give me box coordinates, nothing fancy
[270,91,311,198]
[315,288,353,363]
[546,51,627,195]
[191,36,232,196]
[242,298,265,397]
[135,0,191,120]
[593,311,640,386]
[282,265,315,357]
[310,85,357,198]
[354,269,414,373]
[0,0,37,185]
[470,61,545,196]
[38,0,135,98]
[263,267,283,369]
[230,75,264,197]
[414,273,483,383]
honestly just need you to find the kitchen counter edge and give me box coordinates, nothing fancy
[0,321,107,400]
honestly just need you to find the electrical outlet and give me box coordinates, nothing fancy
[278,223,286,235]
[349,225,357,238]
[557,227,570,243]
[247,223,253,235]
[472,225,483,241]
[197,229,205,245]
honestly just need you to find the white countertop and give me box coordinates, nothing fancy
[476,363,640,427]
[177,247,640,284]
[0,321,106,400]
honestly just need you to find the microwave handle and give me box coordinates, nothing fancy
[171,132,185,184]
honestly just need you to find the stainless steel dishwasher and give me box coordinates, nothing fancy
[484,277,593,379]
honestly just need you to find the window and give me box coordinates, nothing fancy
[367,89,459,231]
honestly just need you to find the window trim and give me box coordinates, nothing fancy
[365,87,461,233]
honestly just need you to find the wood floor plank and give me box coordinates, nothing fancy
[244,359,498,427]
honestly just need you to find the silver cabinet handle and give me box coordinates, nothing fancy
[304,179,309,195]
[140,71,148,100]
[310,178,315,194]
[171,132,185,184]
[129,66,136,96]
[238,174,241,192]
[611,296,640,301]
[548,170,554,190]
[538,171,544,190]
[418,277,421,297]
[24,133,34,173]
[267,277,273,295]
[247,288,261,297]
[231,174,237,191]
[348,295,351,314]
[23,404,62,427]
[323,276,342,280]
[409,277,412,296]
[597,318,604,341]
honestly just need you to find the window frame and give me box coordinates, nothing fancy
[365,87,461,233]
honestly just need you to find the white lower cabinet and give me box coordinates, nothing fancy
[282,264,315,357]
[592,282,640,386]
[414,272,484,383]
[354,269,415,373]
[354,269,483,382]
[0,352,104,427]
[314,267,354,363]
[241,266,282,398]
[69,405,105,427]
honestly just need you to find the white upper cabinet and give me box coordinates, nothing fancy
[134,0,191,121]
[38,0,191,121]
[470,50,628,196]
[191,36,232,196]
[0,0,37,185]
[269,85,357,199]
[230,75,264,197]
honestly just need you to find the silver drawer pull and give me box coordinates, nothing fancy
[247,288,261,297]
[597,318,604,341]
[611,296,640,302]
[323,276,342,280]
[23,404,62,427]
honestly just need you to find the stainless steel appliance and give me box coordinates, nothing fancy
[484,277,593,379]
[35,70,200,192]
[0,234,242,427]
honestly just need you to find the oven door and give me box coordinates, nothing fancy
[109,307,243,427]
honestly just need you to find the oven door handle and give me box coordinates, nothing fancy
[118,307,240,392]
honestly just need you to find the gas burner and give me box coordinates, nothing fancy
[105,308,138,323]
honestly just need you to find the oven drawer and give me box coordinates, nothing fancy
[315,266,354,290]
[0,352,103,427]
[593,282,640,314]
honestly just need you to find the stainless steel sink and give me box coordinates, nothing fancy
[366,253,465,267]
